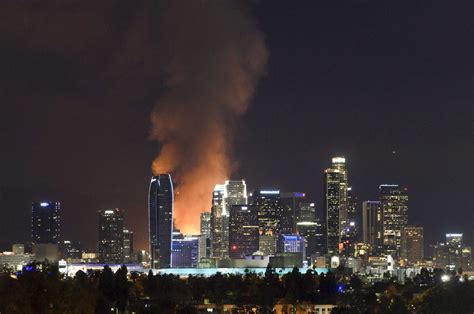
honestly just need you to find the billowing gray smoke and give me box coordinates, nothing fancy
[150,0,268,233]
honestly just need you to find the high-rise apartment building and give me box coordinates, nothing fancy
[149,174,174,268]
[211,180,248,259]
[379,184,408,255]
[400,226,423,265]
[199,212,211,260]
[362,201,383,249]
[324,157,349,255]
[229,205,259,259]
[98,208,124,264]
[280,192,306,234]
[31,201,61,244]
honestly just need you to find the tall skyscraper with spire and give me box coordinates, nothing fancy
[324,157,349,255]
[149,174,174,268]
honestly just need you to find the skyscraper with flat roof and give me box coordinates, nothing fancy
[251,190,282,235]
[362,201,383,249]
[98,208,124,264]
[400,226,423,265]
[229,205,259,258]
[280,192,306,234]
[296,202,324,261]
[149,174,174,268]
[379,184,408,255]
[199,212,211,260]
[211,180,248,259]
[123,229,134,263]
[31,201,61,244]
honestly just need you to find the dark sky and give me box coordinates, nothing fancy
[0,0,472,252]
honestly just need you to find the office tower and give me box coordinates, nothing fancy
[251,190,282,235]
[61,240,82,260]
[98,208,124,264]
[362,201,383,249]
[259,235,276,256]
[211,184,227,258]
[123,229,134,263]
[462,247,471,271]
[296,202,324,261]
[149,174,174,268]
[379,184,408,255]
[445,233,463,271]
[280,192,306,234]
[229,205,259,259]
[211,180,248,259]
[199,212,212,260]
[31,201,61,244]
[171,230,199,268]
[324,157,349,255]
[400,226,423,265]
[277,234,306,256]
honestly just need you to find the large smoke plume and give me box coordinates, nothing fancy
[150,0,268,233]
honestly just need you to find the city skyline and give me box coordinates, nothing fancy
[9,154,472,257]
[0,1,471,254]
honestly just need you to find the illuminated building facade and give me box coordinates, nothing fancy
[211,184,226,258]
[445,233,463,270]
[400,226,423,265]
[229,205,259,258]
[280,192,306,234]
[123,229,134,263]
[251,190,282,236]
[31,201,61,244]
[171,234,199,268]
[362,201,383,249]
[61,240,81,261]
[277,234,306,257]
[199,212,211,260]
[379,184,408,255]
[324,157,348,255]
[211,180,248,259]
[98,208,124,264]
[149,174,174,268]
[296,202,324,261]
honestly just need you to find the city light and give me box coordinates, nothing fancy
[441,274,450,282]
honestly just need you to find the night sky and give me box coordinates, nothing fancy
[0,0,472,252]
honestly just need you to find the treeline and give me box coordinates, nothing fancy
[0,263,473,313]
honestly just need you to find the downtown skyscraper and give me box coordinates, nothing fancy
[149,174,174,268]
[379,184,408,255]
[199,212,211,260]
[229,205,259,258]
[98,208,124,264]
[324,157,349,255]
[31,201,61,245]
[211,180,248,259]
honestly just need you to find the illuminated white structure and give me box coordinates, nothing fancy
[211,180,247,259]
[324,157,349,255]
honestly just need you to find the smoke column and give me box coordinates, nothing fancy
[150,0,268,233]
